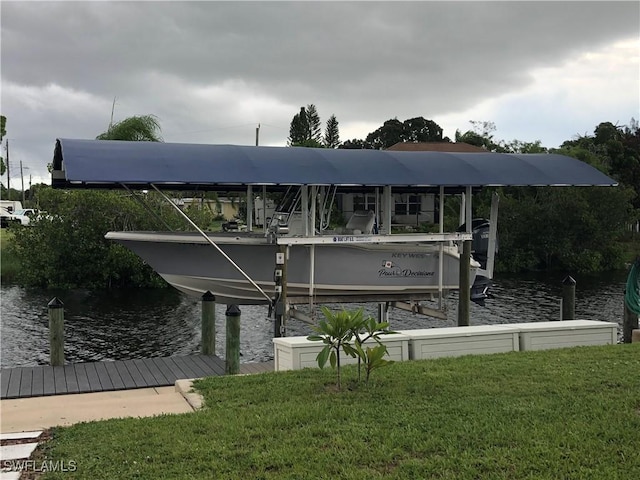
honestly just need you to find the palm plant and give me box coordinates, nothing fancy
[96,115,163,142]
[307,307,362,389]
[308,307,395,389]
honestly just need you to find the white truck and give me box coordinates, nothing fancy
[0,202,39,227]
[8,208,39,226]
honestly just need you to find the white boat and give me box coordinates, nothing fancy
[105,229,480,305]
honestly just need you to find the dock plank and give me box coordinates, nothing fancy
[93,362,114,391]
[0,355,236,399]
[1,370,12,398]
[152,357,184,383]
[31,367,44,397]
[84,362,103,391]
[171,356,202,379]
[190,355,222,378]
[74,364,92,393]
[102,361,125,390]
[53,366,67,395]
[191,356,217,377]
[6,369,22,399]
[19,368,33,398]
[121,360,148,388]
[175,356,206,378]
[134,358,169,385]
[197,355,227,376]
[114,361,137,389]
[42,366,56,396]
[64,366,79,394]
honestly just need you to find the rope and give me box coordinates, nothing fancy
[625,258,640,316]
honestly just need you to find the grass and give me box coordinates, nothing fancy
[38,344,640,479]
[0,228,20,282]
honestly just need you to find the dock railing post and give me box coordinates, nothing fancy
[225,304,241,375]
[201,291,216,355]
[561,276,576,321]
[48,297,65,366]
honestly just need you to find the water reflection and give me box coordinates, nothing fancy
[1,271,628,368]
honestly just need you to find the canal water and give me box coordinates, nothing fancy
[0,271,629,368]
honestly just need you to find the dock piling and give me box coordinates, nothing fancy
[274,246,287,338]
[48,297,65,366]
[561,276,576,321]
[201,291,216,355]
[225,304,241,375]
[457,240,471,326]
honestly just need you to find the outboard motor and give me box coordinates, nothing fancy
[458,219,497,304]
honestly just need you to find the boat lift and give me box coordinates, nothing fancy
[150,180,475,333]
[50,139,618,334]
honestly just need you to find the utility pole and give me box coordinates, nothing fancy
[110,97,117,129]
[6,139,10,200]
[20,160,25,204]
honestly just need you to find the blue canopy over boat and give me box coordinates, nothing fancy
[51,138,617,192]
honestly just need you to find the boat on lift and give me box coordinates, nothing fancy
[106,185,480,305]
[50,139,617,318]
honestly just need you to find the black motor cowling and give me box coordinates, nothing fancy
[457,218,495,270]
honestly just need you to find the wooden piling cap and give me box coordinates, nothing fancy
[225,304,241,316]
[202,291,216,301]
[562,275,576,286]
[47,297,64,308]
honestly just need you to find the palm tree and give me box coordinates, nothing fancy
[97,115,163,142]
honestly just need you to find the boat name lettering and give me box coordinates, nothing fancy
[332,235,373,243]
[391,253,429,259]
[378,269,435,277]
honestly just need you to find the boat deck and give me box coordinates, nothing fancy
[0,356,274,400]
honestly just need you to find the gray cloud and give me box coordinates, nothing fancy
[1,1,638,184]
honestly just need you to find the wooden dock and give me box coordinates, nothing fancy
[0,356,274,400]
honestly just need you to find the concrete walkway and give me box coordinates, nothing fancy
[0,361,273,434]
[0,382,199,434]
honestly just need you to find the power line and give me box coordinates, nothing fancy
[173,122,288,136]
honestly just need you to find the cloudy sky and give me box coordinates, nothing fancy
[1,0,639,186]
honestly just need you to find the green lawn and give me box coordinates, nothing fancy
[38,345,640,479]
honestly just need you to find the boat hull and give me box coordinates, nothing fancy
[106,232,479,304]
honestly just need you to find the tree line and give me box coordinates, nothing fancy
[1,111,638,289]
[288,106,639,273]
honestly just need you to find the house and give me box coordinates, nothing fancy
[341,142,488,228]
[248,142,489,231]
[176,196,240,220]
[386,142,487,153]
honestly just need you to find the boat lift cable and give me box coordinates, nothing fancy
[625,258,640,316]
[121,184,174,232]
[150,184,273,303]
[318,186,337,231]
